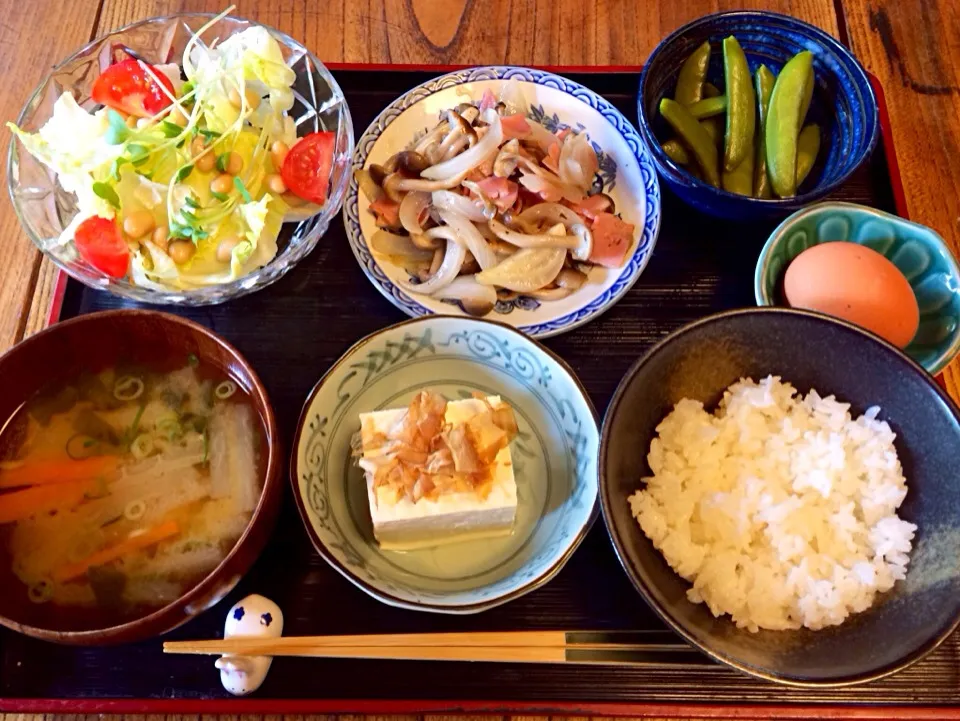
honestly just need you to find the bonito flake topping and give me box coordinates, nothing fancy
[359,391,518,504]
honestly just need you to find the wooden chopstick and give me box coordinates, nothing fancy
[163,630,713,667]
[169,630,569,652]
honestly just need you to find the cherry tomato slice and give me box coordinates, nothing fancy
[281,131,336,205]
[74,216,130,278]
[92,59,175,118]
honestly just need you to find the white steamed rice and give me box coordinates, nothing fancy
[628,375,917,632]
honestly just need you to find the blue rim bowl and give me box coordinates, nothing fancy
[638,11,879,220]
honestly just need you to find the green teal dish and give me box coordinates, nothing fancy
[290,316,599,614]
[755,202,960,375]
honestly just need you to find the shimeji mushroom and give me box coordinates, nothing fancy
[437,275,498,316]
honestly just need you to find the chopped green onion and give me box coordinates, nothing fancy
[160,120,183,138]
[157,416,182,440]
[187,353,199,367]
[233,176,252,203]
[66,434,100,460]
[92,182,121,210]
[113,376,145,401]
[216,152,230,173]
[124,402,147,446]
[130,434,153,461]
[28,580,53,604]
[215,380,238,400]
[176,164,194,182]
[211,190,230,202]
[124,499,147,521]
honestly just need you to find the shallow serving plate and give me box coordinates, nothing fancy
[290,315,599,613]
[342,66,662,338]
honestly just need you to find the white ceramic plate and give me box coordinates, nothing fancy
[343,67,662,338]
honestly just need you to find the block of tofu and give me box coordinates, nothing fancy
[358,395,518,551]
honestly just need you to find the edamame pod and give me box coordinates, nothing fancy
[700,84,725,144]
[765,50,814,197]
[795,123,821,187]
[753,65,776,198]
[688,95,727,119]
[659,98,720,186]
[662,139,691,165]
[700,80,726,148]
[799,69,814,126]
[722,138,754,195]
[701,117,722,146]
[675,41,712,106]
[722,36,756,171]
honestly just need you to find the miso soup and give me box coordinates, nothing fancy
[0,357,266,630]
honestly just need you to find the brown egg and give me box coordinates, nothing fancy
[783,241,919,348]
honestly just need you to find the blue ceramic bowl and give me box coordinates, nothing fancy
[756,202,960,375]
[290,316,599,614]
[638,11,879,220]
[600,308,960,684]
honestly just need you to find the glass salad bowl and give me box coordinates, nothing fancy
[7,13,354,305]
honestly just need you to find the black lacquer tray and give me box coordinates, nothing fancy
[5,68,958,717]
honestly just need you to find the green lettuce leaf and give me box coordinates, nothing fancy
[8,93,124,225]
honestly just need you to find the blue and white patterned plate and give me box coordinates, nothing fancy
[342,66,662,338]
[290,315,599,613]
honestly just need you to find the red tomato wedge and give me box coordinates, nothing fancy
[281,131,336,205]
[74,216,130,278]
[92,59,175,117]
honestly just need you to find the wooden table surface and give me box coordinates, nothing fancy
[1,0,959,718]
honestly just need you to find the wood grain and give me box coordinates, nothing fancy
[95,0,838,64]
[0,0,103,349]
[839,0,960,396]
[0,716,694,721]
[21,256,59,339]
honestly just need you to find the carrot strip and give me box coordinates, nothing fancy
[0,456,120,489]
[0,478,98,524]
[53,520,181,582]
